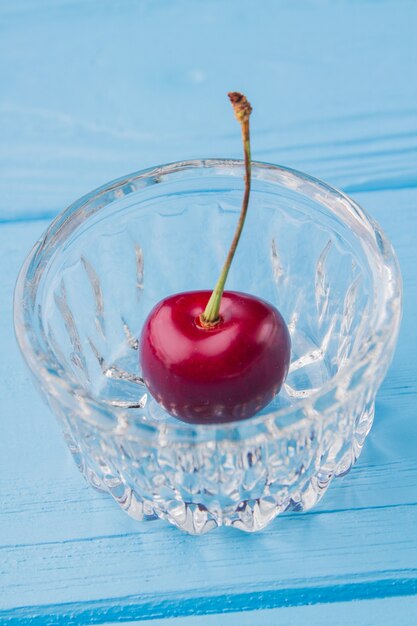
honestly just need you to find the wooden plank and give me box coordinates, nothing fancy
[1,0,416,221]
[1,504,417,614]
[102,595,417,626]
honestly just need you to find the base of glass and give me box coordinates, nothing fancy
[64,403,375,535]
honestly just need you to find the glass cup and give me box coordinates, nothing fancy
[14,160,402,534]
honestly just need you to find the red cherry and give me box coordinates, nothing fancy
[140,93,291,424]
[140,291,291,424]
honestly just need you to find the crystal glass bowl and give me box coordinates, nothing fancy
[14,160,402,534]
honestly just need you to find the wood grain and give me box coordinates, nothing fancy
[105,596,417,626]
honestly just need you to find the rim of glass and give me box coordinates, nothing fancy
[14,159,402,438]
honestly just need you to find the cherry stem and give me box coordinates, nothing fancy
[201,92,253,326]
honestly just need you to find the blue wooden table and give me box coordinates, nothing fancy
[1,1,417,623]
